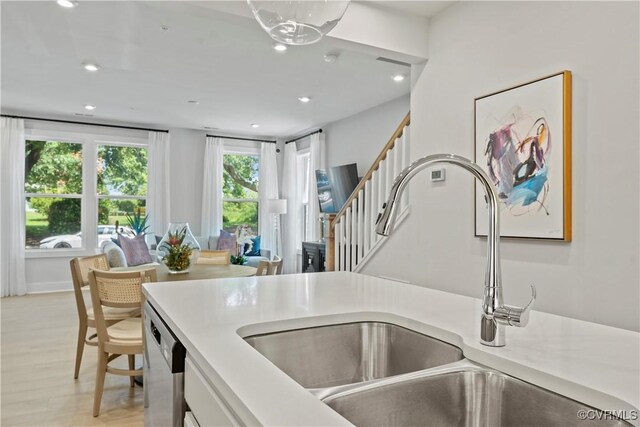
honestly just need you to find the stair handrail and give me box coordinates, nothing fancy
[330,112,410,229]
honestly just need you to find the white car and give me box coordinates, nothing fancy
[39,225,134,249]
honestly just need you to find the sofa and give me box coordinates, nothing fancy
[102,235,271,269]
[195,235,270,268]
[101,240,159,270]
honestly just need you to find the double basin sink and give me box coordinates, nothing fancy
[244,322,631,426]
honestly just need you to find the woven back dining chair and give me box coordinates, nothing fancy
[196,250,230,265]
[70,254,141,379]
[255,255,283,276]
[87,268,157,417]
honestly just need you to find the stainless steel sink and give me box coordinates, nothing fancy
[323,360,633,427]
[243,322,463,389]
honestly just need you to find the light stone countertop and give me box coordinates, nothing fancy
[143,272,640,426]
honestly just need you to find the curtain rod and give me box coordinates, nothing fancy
[285,128,322,144]
[1,114,169,133]
[207,134,276,144]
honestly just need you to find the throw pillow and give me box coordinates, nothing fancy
[244,235,261,257]
[118,234,153,266]
[216,230,237,254]
[103,241,127,268]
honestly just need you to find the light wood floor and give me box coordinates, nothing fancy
[1,292,144,426]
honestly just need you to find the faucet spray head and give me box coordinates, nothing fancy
[375,201,395,236]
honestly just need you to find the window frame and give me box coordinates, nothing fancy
[24,126,148,258]
[221,144,261,234]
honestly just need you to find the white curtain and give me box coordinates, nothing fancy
[147,131,171,239]
[258,143,279,254]
[201,137,223,237]
[307,131,326,241]
[0,118,26,297]
[281,142,300,274]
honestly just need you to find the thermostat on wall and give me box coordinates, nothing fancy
[431,168,446,182]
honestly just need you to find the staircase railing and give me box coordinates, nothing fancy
[327,112,410,272]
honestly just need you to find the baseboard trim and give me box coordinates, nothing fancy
[26,281,72,294]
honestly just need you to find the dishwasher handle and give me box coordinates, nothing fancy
[150,321,162,346]
[144,302,186,373]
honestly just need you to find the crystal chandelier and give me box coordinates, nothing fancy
[247,0,351,46]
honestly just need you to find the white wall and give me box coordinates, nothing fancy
[325,94,410,172]
[362,1,640,331]
[167,128,206,236]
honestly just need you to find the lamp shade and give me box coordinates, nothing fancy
[267,198,287,215]
[247,0,351,45]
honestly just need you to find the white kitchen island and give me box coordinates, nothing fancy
[142,272,640,426]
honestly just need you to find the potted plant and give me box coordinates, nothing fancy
[125,210,150,236]
[159,226,194,274]
[230,254,247,265]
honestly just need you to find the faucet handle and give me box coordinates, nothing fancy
[495,285,536,327]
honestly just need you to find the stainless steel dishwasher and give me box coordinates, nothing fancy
[144,301,186,427]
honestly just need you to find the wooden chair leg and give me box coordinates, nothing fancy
[74,321,88,379]
[128,355,135,387]
[93,350,108,417]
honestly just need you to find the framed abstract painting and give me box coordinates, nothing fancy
[474,71,572,241]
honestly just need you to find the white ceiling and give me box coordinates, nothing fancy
[1,1,417,138]
[370,1,455,18]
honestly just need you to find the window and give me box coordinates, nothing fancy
[97,144,148,243]
[25,140,83,249]
[222,152,259,234]
[24,129,148,251]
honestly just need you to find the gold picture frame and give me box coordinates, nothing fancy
[474,71,572,241]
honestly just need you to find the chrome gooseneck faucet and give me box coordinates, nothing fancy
[375,154,536,347]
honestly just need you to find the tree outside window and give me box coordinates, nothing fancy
[222,153,259,234]
[25,140,83,248]
[97,144,148,235]
[24,139,148,249]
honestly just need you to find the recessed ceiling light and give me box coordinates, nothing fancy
[392,74,405,82]
[273,43,287,52]
[83,63,100,72]
[84,104,96,111]
[251,124,260,128]
[324,53,338,63]
[187,100,199,105]
[298,96,311,103]
[57,0,78,8]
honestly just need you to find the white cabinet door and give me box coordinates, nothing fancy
[184,357,241,426]
[184,411,199,427]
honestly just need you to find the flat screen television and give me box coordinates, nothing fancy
[315,163,359,214]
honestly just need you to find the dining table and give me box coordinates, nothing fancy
[153,263,257,282]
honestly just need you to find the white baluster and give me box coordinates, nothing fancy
[350,198,358,268]
[357,189,364,265]
[378,159,387,224]
[395,138,402,183]
[387,148,395,193]
[364,180,371,254]
[401,125,410,210]
[371,170,379,244]
[345,207,351,271]
[335,218,342,271]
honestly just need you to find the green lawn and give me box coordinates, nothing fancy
[26,211,49,244]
